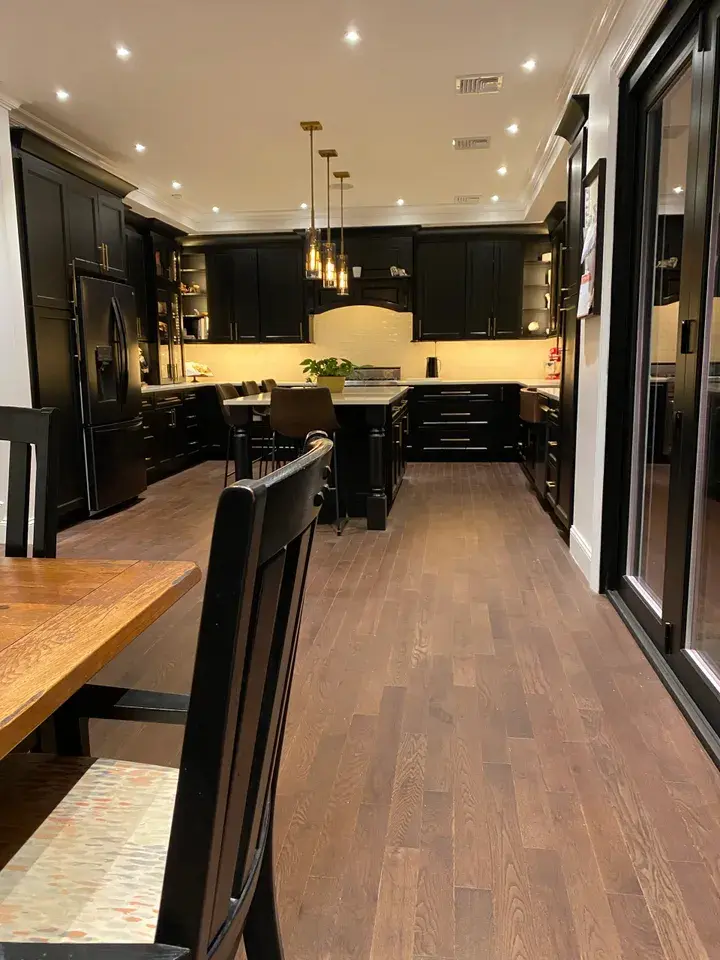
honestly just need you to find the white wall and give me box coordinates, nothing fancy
[569,0,665,588]
[0,101,33,536]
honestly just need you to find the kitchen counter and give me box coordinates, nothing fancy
[402,378,557,388]
[538,386,560,401]
[142,381,213,394]
[225,386,411,407]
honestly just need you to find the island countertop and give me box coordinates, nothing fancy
[224,386,411,406]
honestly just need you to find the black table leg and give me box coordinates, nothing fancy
[233,426,252,481]
[366,409,387,530]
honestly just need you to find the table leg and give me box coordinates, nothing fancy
[367,424,387,530]
[233,425,252,481]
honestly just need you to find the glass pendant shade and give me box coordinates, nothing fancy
[305,227,322,280]
[322,242,337,288]
[337,253,349,295]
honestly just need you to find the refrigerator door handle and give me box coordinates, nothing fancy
[110,295,129,405]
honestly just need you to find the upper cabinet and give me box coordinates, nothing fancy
[414,230,549,341]
[14,141,130,311]
[416,240,467,339]
[183,237,308,343]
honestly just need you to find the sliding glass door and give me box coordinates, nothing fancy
[613,1,720,732]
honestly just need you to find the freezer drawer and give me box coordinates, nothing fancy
[85,417,147,514]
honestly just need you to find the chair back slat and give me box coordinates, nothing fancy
[0,406,58,558]
[156,433,332,959]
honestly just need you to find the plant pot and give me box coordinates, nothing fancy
[316,376,346,394]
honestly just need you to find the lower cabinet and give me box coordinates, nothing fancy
[408,384,520,461]
[142,389,204,483]
[519,393,561,509]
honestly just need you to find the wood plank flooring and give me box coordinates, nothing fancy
[58,460,720,960]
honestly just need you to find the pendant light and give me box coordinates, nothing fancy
[300,121,323,279]
[319,148,338,288]
[333,170,350,296]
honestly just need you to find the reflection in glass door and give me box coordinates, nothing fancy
[626,66,692,613]
[686,193,720,686]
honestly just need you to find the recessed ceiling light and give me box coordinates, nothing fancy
[506,123,519,135]
[134,143,146,153]
[491,195,499,202]
[521,58,537,72]
[212,206,220,213]
[344,28,361,44]
[497,165,508,176]
[300,202,308,210]
[673,185,684,194]
[116,45,131,60]
[171,180,182,190]
[396,198,405,206]
[55,89,70,101]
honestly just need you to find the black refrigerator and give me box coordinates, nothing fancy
[77,276,147,514]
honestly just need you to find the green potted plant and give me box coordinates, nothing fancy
[301,357,356,393]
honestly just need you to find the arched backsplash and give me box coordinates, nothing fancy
[184,304,549,382]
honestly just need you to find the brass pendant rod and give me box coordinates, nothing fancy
[326,155,331,244]
[340,179,344,254]
[310,127,315,230]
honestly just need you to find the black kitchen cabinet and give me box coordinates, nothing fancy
[97,195,126,277]
[493,241,525,338]
[233,249,261,341]
[142,391,202,482]
[205,252,235,342]
[465,241,494,338]
[125,225,149,341]
[32,308,86,518]
[415,240,467,339]
[64,178,100,269]
[415,232,542,341]
[258,246,304,341]
[18,156,70,308]
[408,383,520,461]
[198,240,306,342]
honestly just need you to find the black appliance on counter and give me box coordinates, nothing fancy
[76,276,147,514]
[425,356,440,378]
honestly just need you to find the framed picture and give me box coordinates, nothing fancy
[577,158,606,319]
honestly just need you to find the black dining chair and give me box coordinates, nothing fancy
[270,387,346,534]
[0,433,334,960]
[0,405,59,558]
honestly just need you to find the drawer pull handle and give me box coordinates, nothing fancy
[440,390,472,395]
[441,412,471,417]
[548,440,558,447]
[441,437,471,442]
[546,481,557,489]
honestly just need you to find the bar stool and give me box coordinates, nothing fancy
[242,381,274,475]
[215,383,244,487]
[261,378,277,392]
[270,387,347,534]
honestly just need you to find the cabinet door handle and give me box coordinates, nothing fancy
[548,440,558,447]
[98,244,105,270]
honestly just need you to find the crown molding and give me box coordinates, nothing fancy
[522,0,628,216]
[192,200,529,234]
[125,190,197,232]
[611,0,666,75]
[0,87,22,112]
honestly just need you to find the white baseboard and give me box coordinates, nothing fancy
[569,525,595,589]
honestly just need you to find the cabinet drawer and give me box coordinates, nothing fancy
[415,398,498,424]
[156,394,183,407]
[418,424,494,448]
[546,458,558,504]
[141,396,154,410]
[414,384,504,401]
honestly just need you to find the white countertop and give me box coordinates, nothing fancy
[142,381,209,394]
[402,378,557,387]
[225,386,411,407]
[537,386,560,400]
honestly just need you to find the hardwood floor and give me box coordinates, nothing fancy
[58,460,720,960]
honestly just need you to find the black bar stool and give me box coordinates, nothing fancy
[270,387,347,534]
[216,383,245,486]
[261,378,277,393]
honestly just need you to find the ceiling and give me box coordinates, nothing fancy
[0,0,612,233]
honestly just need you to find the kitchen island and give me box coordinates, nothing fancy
[225,386,410,530]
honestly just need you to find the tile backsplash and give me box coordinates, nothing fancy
[184,305,551,382]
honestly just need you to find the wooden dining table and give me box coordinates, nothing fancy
[0,556,201,759]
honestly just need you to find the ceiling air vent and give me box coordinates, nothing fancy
[455,74,503,95]
[452,136,491,151]
[454,195,482,204]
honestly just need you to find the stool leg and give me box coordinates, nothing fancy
[271,432,277,472]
